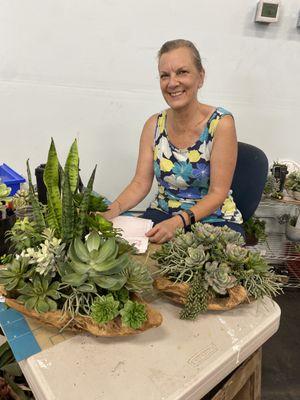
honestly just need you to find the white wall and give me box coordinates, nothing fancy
[0,0,299,209]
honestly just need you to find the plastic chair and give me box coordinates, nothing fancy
[231,142,268,222]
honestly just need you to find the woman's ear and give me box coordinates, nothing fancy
[198,69,205,89]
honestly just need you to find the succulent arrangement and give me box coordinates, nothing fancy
[285,171,300,200]
[263,174,282,199]
[152,223,282,320]
[0,139,161,335]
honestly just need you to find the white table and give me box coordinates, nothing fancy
[20,297,280,400]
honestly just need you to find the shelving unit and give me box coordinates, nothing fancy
[250,234,300,289]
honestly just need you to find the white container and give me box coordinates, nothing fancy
[286,223,300,241]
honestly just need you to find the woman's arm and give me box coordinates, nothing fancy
[146,115,237,243]
[101,115,157,219]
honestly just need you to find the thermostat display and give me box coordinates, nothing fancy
[255,0,280,23]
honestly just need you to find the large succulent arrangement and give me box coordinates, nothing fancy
[152,223,282,320]
[0,139,155,333]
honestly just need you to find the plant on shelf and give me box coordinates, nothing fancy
[243,216,267,246]
[263,174,283,199]
[284,171,300,200]
[0,139,162,336]
[151,223,282,320]
[270,161,288,193]
[0,182,16,257]
[278,211,300,242]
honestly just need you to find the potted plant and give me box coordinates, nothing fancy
[243,217,267,246]
[284,171,300,200]
[263,174,282,199]
[286,215,300,242]
[0,139,162,336]
[151,223,282,320]
[270,162,288,192]
[0,183,16,257]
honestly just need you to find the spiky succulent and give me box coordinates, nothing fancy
[120,300,147,329]
[90,294,120,324]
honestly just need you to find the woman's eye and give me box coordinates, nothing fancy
[178,70,188,75]
[160,74,168,79]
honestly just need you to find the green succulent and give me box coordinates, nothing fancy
[12,189,30,209]
[245,251,269,273]
[180,272,208,320]
[17,275,60,313]
[185,245,208,267]
[218,226,245,246]
[6,217,43,253]
[0,257,31,291]
[193,223,222,244]
[62,231,129,291]
[21,228,66,276]
[90,294,120,324]
[121,260,153,293]
[225,243,249,265]
[204,262,236,295]
[0,183,11,201]
[120,300,147,329]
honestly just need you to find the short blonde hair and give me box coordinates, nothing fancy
[158,39,204,72]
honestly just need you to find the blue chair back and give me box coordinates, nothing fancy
[231,142,268,222]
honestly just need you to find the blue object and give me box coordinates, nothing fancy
[0,164,26,195]
[231,142,269,222]
[0,303,41,361]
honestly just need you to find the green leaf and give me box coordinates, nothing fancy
[26,159,46,231]
[1,361,23,377]
[73,237,90,262]
[25,296,38,310]
[62,272,88,286]
[36,298,50,313]
[64,139,79,194]
[46,298,58,311]
[61,166,75,243]
[86,231,101,252]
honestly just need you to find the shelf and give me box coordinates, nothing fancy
[248,234,300,289]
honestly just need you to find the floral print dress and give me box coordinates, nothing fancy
[150,107,243,224]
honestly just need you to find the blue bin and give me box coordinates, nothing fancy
[0,164,26,195]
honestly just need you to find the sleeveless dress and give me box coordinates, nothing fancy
[149,107,243,224]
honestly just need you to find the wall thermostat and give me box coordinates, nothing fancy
[255,0,280,23]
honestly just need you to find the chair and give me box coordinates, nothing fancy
[231,142,268,222]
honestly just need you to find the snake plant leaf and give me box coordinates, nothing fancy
[86,230,101,253]
[26,159,46,231]
[75,165,97,238]
[43,138,62,235]
[61,166,75,243]
[64,139,79,194]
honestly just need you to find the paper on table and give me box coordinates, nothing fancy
[111,216,153,253]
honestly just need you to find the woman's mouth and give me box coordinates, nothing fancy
[169,90,184,97]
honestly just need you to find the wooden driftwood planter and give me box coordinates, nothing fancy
[0,289,162,337]
[154,277,249,311]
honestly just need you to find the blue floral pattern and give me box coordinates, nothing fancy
[150,107,243,224]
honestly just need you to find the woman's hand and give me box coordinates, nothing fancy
[145,216,182,244]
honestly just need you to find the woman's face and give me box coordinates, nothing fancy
[158,47,204,111]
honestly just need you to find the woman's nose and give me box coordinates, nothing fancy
[168,74,179,88]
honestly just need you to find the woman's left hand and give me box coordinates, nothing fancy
[145,217,181,244]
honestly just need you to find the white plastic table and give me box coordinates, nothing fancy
[20,297,280,400]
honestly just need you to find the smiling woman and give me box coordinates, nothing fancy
[100,39,243,244]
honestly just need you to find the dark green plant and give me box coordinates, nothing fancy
[90,294,120,324]
[0,339,34,399]
[119,300,147,329]
[0,258,31,291]
[243,217,267,242]
[179,272,208,320]
[17,275,61,313]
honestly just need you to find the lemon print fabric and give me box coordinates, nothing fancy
[151,107,243,224]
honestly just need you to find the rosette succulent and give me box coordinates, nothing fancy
[185,245,208,267]
[225,243,249,265]
[204,262,236,295]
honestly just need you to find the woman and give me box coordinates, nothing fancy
[102,39,243,243]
